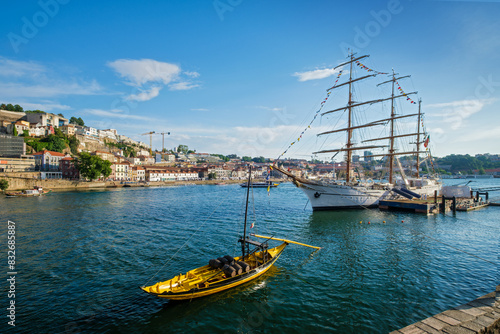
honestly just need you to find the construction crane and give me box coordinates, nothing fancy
[158,132,171,152]
[141,131,155,155]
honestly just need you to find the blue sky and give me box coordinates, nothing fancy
[1,0,499,159]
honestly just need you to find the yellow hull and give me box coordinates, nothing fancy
[141,243,288,300]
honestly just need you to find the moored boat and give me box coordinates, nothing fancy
[273,51,441,210]
[140,166,319,300]
[5,186,52,197]
[240,181,279,188]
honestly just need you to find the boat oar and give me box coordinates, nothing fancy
[250,234,321,249]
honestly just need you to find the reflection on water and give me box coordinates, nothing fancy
[0,181,498,333]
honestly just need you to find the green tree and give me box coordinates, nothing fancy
[242,156,252,162]
[0,179,8,192]
[212,154,229,162]
[22,129,29,137]
[68,135,80,155]
[75,152,112,181]
[177,144,189,154]
[252,156,266,163]
[57,113,65,118]
[5,104,15,111]
[208,172,217,180]
[479,167,485,175]
[40,135,66,152]
[54,126,65,138]
[69,117,85,126]
[12,126,18,136]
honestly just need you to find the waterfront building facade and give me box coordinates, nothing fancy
[60,157,80,180]
[33,150,66,171]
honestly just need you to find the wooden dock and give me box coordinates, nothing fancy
[456,202,490,212]
[390,285,500,334]
[379,199,439,214]
[379,197,491,214]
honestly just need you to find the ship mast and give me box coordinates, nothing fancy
[346,53,354,183]
[416,99,422,178]
[316,53,420,183]
[389,71,396,184]
[376,73,412,184]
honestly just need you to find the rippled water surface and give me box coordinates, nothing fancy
[1,179,498,333]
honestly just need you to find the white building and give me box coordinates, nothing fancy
[25,112,69,128]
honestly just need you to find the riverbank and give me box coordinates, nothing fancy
[391,285,500,334]
[0,173,284,192]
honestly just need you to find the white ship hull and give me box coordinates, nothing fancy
[295,180,441,210]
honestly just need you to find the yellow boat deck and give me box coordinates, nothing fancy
[141,243,287,299]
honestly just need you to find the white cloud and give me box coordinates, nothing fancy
[83,108,154,121]
[107,59,181,86]
[107,58,200,101]
[18,101,71,111]
[127,87,162,101]
[427,98,496,130]
[0,57,45,77]
[169,82,200,91]
[184,71,200,78]
[0,80,102,98]
[293,68,340,82]
[191,108,209,111]
[256,106,285,112]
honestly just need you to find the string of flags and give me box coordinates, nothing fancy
[355,60,388,75]
[266,170,271,196]
[327,69,344,91]
[418,113,436,172]
[275,70,344,161]
[395,81,417,104]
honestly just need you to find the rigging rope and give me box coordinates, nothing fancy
[143,194,231,287]
[275,70,344,162]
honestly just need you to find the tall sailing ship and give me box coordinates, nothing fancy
[275,52,441,210]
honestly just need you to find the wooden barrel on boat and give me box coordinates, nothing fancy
[209,259,222,269]
[223,255,235,265]
[231,263,243,275]
[218,257,229,266]
[236,261,250,272]
[222,264,236,277]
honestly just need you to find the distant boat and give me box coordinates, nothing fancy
[240,181,279,188]
[5,186,52,197]
[140,166,319,301]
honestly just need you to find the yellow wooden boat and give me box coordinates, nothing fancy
[141,167,320,301]
[141,241,287,300]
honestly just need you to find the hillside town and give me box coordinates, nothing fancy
[1,108,500,188]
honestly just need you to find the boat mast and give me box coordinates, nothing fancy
[388,70,396,185]
[242,165,252,259]
[376,73,413,185]
[416,99,422,178]
[346,52,354,183]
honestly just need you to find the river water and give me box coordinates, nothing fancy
[1,179,498,333]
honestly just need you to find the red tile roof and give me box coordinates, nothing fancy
[32,150,66,157]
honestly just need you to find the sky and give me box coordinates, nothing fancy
[1,0,499,160]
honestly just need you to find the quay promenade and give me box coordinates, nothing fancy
[391,286,499,334]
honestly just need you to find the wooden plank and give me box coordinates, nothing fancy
[434,313,462,326]
[421,316,448,330]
